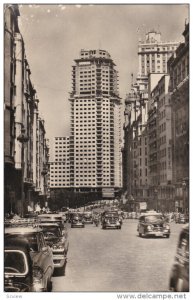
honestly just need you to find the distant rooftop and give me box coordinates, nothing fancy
[80,49,111,59]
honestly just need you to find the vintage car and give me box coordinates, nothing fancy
[82,212,93,224]
[4,237,34,292]
[38,213,64,228]
[101,210,121,222]
[101,214,122,230]
[137,212,170,238]
[39,223,69,275]
[169,224,189,292]
[71,213,85,228]
[5,223,54,292]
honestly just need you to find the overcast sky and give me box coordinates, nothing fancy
[17,3,189,158]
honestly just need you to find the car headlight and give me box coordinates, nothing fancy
[32,267,44,291]
[52,243,64,250]
[147,225,152,231]
[164,224,170,230]
[33,267,43,281]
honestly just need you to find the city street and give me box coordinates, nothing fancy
[52,219,183,292]
[4,4,189,297]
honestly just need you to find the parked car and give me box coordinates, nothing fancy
[169,224,189,292]
[4,237,34,292]
[137,212,170,238]
[101,215,121,229]
[39,223,69,275]
[71,213,85,228]
[5,223,54,291]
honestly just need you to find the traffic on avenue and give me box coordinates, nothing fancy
[4,204,189,293]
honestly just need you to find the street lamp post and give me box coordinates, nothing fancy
[41,165,48,208]
[182,181,187,214]
[17,126,29,217]
[154,188,158,212]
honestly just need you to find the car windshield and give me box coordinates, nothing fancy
[105,213,118,218]
[4,251,27,274]
[84,214,92,218]
[39,216,62,221]
[106,216,118,220]
[6,233,38,252]
[42,227,62,237]
[53,217,62,221]
[145,215,163,223]
[73,214,82,219]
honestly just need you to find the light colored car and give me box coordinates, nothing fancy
[5,224,54,291]
[39,223,69,275]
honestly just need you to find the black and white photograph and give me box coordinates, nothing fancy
[3,1,190,297]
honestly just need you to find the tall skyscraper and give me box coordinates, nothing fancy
[69,49,122,198]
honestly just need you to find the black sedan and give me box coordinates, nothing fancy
[71,214,85,228]
[137,212,170,238]
[4,237,33,292]
[169,224,189,292]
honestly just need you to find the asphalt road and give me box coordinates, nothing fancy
[52,219,184,292]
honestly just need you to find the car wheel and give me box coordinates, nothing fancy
[58,266,65,276]
[166,234,170,238]
[139,232,142,237]
[47,280,52,292]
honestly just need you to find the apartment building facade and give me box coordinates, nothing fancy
[148,75,174,211]
[123,30,180,210]
[50,137,70,188]
[4,4,49,215]
[168,22,189,213]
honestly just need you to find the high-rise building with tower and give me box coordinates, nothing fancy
[122,30,180,209]
[137,30,180,92]
[69,49,122,198]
